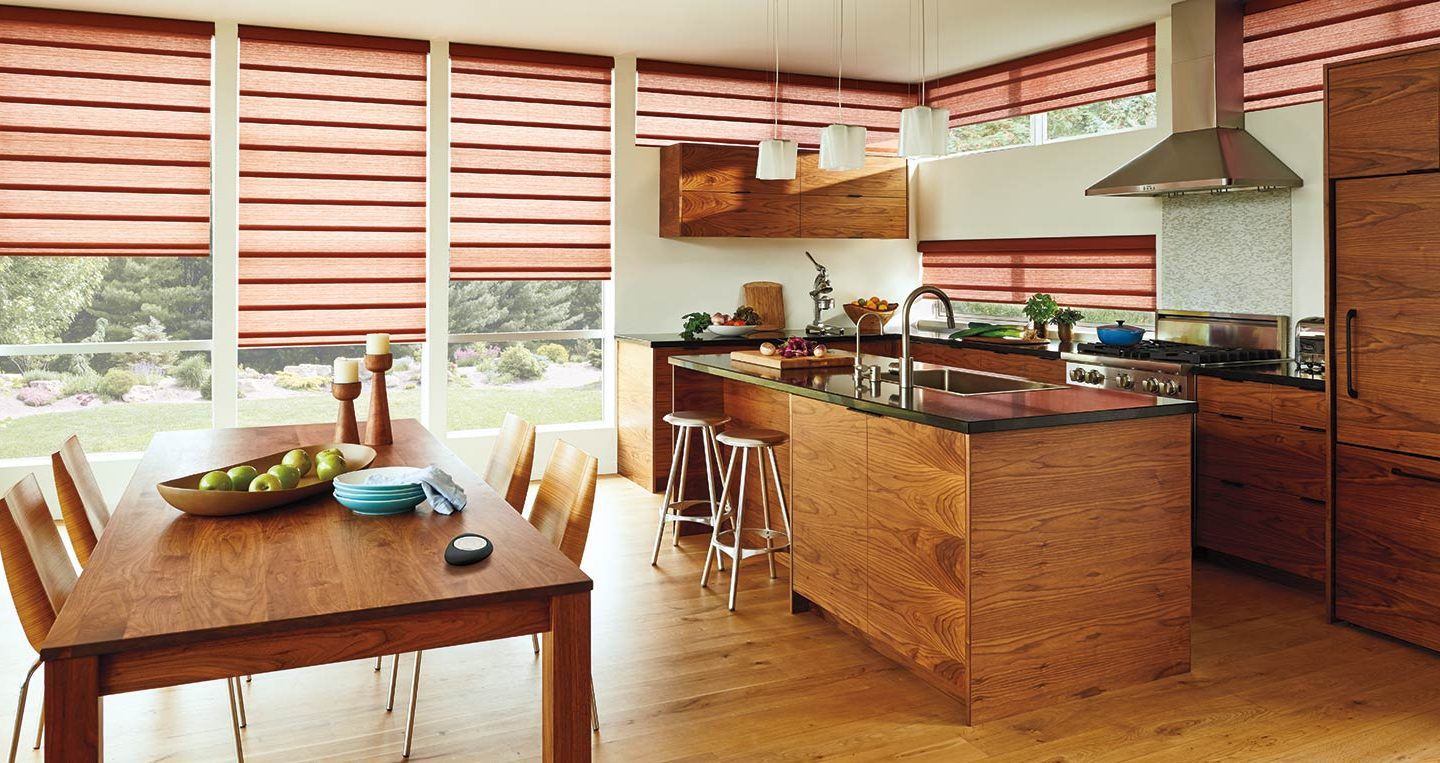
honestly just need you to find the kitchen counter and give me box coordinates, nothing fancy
[1194,362,1324,392]
[669,352,1194,434]
[618,326,1074,358]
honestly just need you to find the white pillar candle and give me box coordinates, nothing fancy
[333,357,359,384]
[366,333,390,355]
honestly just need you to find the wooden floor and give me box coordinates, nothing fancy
[5,475,1440,761]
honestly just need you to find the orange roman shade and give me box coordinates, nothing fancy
[919,236,1157,311]
[1244,0,1440,111]
[237,26,428,347]
[636,59,914,151]
[449,44,613,281]
[925,25,1156,128]
[0,5,212,256]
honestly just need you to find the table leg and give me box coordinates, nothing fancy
[542,592,590,762]
[44,656,100,762]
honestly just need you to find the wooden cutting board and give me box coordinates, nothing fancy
[960,335,1050,347]
[742,281,785,331]
[730,349,855,369]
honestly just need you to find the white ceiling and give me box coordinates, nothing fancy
[31,0,1174,81]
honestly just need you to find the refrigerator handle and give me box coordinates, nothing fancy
[1345,308,1358,399]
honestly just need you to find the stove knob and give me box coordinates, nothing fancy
[1163,380,1182,396]
[1070,368,1088,382]
[1116,373,1134,389]
[1142,377,1160,393]
[1085,370,1104,384]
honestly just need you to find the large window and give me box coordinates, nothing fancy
[948,93,1156,155]
[236,344,422,428]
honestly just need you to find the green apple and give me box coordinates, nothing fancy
[281,449,313,477]
[198,470,233,491]
[227,465,259,491]
[248,473,283,492]
[316,457,347,481]
[267,463,301,490]
[316,447,343,461]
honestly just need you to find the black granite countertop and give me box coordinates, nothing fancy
[670,353,1195,434]
[617,326,1074,358]
[1194,362,1325,392]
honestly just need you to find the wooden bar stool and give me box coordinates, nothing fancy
[700,427,792,611]
[650,410,730,566]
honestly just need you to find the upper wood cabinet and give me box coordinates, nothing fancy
[659,142,907,239]
[1327,48,1440,179]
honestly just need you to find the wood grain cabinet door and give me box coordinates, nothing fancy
[678,191,800,237]
[1333,173,1440,458]
[1196,476,1325,581]
[1327,50,1440,179]
[1336,444,1440,652]
[1195,413,1326,501]
[788,396,869,630]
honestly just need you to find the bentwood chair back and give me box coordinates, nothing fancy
[483,413,536,513]
[1,475,76,763]
[51,436,110,567]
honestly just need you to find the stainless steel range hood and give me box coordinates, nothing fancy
[1086,0,1301,197]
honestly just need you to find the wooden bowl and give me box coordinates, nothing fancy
[157,442,377,517]
[843,303,897,334]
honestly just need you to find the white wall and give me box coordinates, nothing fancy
[610,57,919,333]
[1248,101,1326,322]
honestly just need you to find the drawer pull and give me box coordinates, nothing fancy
[1219,479,1246,489]
[1392,467,1440,485]
[1345,309,1358,399]
[1298,425,1325,433]
[1299,496,1326,506]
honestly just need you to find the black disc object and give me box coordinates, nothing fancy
[445,533,493,566]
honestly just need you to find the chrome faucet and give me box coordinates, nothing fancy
[900,285,955,394]
[852,311,885,391]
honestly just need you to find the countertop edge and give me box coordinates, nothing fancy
[1193,365,1325,392]
[617,329,1065,358]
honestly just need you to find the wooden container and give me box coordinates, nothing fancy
[332,381,362,444]
[157,443,377,517]
[843,303,896,333]
[365,353,394,446]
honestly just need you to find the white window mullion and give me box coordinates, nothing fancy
[421,40,451,434]
[211,22,240,428]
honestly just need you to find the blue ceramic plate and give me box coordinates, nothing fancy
[334,492,425,516]
[334,482,424,499]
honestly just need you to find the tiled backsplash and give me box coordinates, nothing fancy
[1160,190,1292,316]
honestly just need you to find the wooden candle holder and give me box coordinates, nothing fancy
[332,381,362,444]
[364,354,394,446]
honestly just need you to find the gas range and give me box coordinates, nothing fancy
[1063,311,1290,400]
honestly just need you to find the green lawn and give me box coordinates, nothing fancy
[0,384,603,459]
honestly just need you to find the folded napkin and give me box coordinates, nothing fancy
[364,466,468,515]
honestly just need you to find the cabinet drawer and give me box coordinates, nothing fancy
[1196,413,1325,500]
[676,144,799,194]
[798,153,907,197]
[678,191,799,237]
[1196,476,1325,581]
[1270,385,1326,430]
[1196,376,1274,421]
[1336,444,1440,652]
[800,195,907,239]
[1327,50,1440,179]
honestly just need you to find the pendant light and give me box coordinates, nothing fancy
[898,0,950,157]
[819,0,866,171]
[756,0,797,180]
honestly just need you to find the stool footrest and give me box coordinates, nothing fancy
[712,528,791,560]
[664,499,720,526]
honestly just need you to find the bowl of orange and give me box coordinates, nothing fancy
[843,297,896,334]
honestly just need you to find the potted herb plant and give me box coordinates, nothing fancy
[1053,307,1085,343]
[1023,293,1058,339]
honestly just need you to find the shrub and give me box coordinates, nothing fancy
[494,346,542,383]
[453,347,481,366]
[61,372,101,397]
[200,375,212,401]
[173,355,210,390]
[535,343,570,364]
[21,369,61,384]
[274,370,328,392]
[586,348,603,369]
[97,368,140,401]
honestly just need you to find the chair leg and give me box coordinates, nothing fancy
[374,655,383,672]
[226,678,245,763]
[650,424,685,565]
[386,653,402,711]
[727,450,750,612]
[402,651,423,758]
[9,658,39,763]
[531,633,541,655]
[701,448,738,588]
[31,705,42,751]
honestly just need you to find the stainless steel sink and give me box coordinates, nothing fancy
[882,367,1062,396]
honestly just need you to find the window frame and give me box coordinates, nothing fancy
[947,92,1158,157]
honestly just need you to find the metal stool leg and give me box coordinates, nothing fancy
[9,658,39,763]
[374,656,382,671]
[226,677,245,763]
[727,449,750,611]
[590,682,599,732]
[702,426,724,572]
[531,633,541,655]
[757,448,776,579]
[650,424,686,565]
[402,651,423,758]
[767,447,793,554]
[386,653,401,711]
[671,426,692,547]
[234,676,247,728]
[31,706,42,751]
[701,447,738,588]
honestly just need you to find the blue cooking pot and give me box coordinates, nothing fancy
[1097,320,1146,346]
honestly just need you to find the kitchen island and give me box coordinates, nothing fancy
[671,352,1196,723]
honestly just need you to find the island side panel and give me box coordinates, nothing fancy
[965,414,1193,723]
[616,340,658,491]
[789,396,868,630]
[866,415,972,717]
[721,378,793,535]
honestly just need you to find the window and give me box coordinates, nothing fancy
[948,92,1156,155]
[236,344,421,428]
[919,236,1157,328]
[0,7,214,458]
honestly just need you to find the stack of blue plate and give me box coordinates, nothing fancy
[334,467,425,515]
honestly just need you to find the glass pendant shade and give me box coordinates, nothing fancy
[819,124,867,170]
[756,138,798,180]
[898,105,950,157]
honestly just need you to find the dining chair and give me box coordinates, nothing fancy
[375,414,536,678]
[51,435,110,568]
[397,440,600,757]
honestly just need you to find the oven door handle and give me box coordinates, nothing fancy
[1345,308,1358,399]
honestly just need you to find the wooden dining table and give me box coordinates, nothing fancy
[39,419,593,761]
